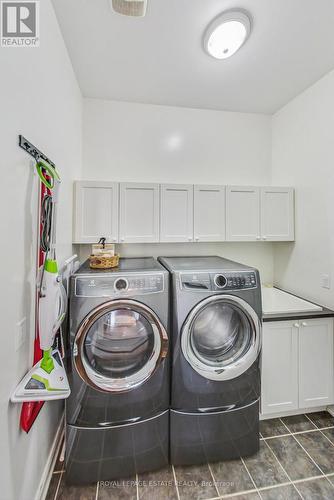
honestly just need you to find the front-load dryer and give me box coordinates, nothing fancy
[65,258,169,485]
[158,256,262,466]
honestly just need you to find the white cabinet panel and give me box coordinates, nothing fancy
[160,184,193,242]
[194,185,226,242]
[261,187,294,241]
[74,181,118,243]
[226,186,260,241]
[261,321,299,415]
[119,183,159,243]
[299,318,334,408]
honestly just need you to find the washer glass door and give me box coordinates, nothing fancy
[74,300,168,392]
[181,295,261,381]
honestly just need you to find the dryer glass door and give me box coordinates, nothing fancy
[182,295,261,381]
[74,300,168,392]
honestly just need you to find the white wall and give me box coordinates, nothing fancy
[82,99,273,281]
[83,99,271,184]
[79,242,274,283]
[272,69,334,308]
[0,1,82,499]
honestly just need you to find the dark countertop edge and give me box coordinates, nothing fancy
[262,287,334,322]
[263,308,334,322]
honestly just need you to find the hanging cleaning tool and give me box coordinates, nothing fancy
[20,162,49,431]
[18,137,66,429]
[11,160,70,403]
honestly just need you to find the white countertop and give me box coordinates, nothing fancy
[261,286,322,315]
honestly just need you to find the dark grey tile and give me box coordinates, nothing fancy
[46,473,62,500]
[322,428,334,444]
[98,478,137,499]
[259,484,301,499]
[306,411,334,429]
[210,458,254,495]
[295,431,334,474]
[228,493,260,500]
[281,415,316,433]
[266,435,321,481]
[295,477,334,500]
[54,441,65,472]
[56,474,97,500]
[138,466,177,500]
[244,441,289,488]
[260,419,290,438]
[54,459,65,473]
[174,463,218,500]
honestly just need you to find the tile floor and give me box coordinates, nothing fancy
[47,411,334,500]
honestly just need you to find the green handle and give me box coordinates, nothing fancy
[36,160,60,190]
[41,348,54,374]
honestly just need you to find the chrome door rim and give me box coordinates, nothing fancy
[74,299,168,393]
[181,295,261,381]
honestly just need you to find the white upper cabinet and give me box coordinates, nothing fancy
[73,181,295,244]
[119,183,159,243]
[73,181,119,243]
[261,187,294,241]
[226,185,295,242]
[194,185,226,242]
[226,186,261,241]
[261,320,299,415]
[160,184,193,242]
[299,318,334,408]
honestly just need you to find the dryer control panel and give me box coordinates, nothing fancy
[75,273,164,297]
[180,271,257,291]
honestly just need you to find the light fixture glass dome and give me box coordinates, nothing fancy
[111,0,147,17]
[204,10,251,60]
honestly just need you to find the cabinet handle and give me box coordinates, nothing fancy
[120,237,125,242]
[293,323,300,328]
[256,236,261,240]
[188,237,192,241]
[302,322,308,327]
[113,238,117,242]
[195,237,199,242]
[262,236,267,240]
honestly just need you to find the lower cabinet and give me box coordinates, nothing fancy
[299,319,334,408]
[261,321,299,415]
[261,317,334,416]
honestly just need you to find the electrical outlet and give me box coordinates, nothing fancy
[321,274,331,289]
[15,317,27,351]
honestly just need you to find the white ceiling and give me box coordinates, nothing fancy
[52,0,334,114]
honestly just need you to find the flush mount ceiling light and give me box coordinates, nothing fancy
[111,0,147,17]
[204,10,251,60]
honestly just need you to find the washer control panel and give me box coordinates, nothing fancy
[214,272,257,290]
[180,271,257,291]
[75,273,164,297]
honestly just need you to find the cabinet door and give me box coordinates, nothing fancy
[194,185,226,242]
[261,321,299,415]
[119,183,159,243]
[160,184,193,242]
[226,186,260,241]
[261,187,294,241]
[73,181,119,243]
[299,318,334,408]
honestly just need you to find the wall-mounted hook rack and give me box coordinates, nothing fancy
[19,135,55,167]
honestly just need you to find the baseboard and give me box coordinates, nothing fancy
[327,405,334,417]
[260,406,327,420]
[34,414,65,500]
